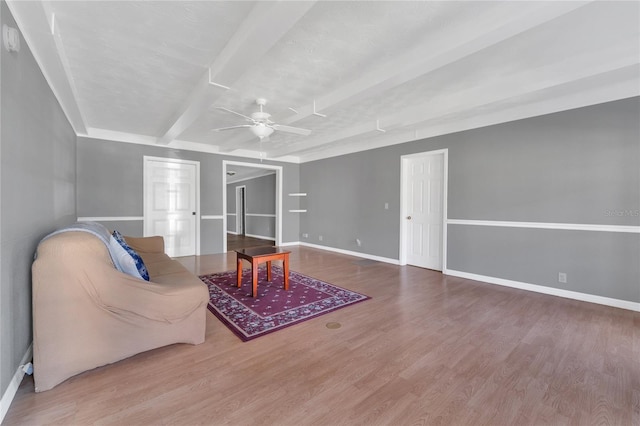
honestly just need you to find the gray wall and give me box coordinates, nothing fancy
[227,173,276,239]
[447,226,639,302]
[77,138,300,252]
[1,0,76,400]
[301,97,640,303]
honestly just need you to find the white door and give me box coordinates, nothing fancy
[144,157,199,257]
[403,152,445,270]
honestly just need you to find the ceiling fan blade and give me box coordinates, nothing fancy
[215,107,254,122]
[272,124,312,136]
[211,125,252,132]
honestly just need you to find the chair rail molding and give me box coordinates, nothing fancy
[77,216,143,222]
[447,219,640,233]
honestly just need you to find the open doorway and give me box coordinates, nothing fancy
[223,161,283,252]
[235,185,246,235]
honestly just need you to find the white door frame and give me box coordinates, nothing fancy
[235,185,246,235]
[222,160,282,252]
[399,149,448,270]
[143,156,201,256]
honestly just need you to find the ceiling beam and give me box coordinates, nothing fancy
[269,52,638,159]
[157,1,316,145]
[299,69,640,163]
[156,72,228,145]
[219,1,592,153]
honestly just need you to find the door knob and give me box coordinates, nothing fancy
[406,216,412,220]
[192,212,196,215]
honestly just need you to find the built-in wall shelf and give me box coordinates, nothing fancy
[289,193,307,213]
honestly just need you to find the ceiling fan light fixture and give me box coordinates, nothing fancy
[213,98,310,140]
[250,123,274,140]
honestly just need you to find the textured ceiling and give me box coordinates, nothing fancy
[7,1,640,163]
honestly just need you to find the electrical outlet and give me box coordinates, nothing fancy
[356,238,362,247]
[319,235,323,241]
[384,202,389,210]
[302,233,308,238]
[558,272,567,283]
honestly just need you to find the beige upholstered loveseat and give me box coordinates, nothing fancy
[32,230,209,392]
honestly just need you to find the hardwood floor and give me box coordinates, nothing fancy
[227,233,274,251]
[5,246,639,425]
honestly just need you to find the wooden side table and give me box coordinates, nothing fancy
[235,246,291,298]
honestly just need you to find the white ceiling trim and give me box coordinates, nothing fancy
[6,0,87,134]
[296,75,640,163]
[83,127,301,163]
[85,128,159,146]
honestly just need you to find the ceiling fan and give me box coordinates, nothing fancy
[212,98,311,141]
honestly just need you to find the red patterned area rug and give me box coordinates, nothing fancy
[200,267,370,341]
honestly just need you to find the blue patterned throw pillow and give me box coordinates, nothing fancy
[112,231,150,281]
[108,236,142,278]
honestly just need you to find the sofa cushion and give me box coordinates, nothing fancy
[112,231,150,281]
[123,235,164,254]
[141,256,187,279]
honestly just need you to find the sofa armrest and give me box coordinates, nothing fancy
[123,235,165,254]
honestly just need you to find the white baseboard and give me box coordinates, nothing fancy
[245,234,275,241]
[298,242,400,265]
[278,241,300,247]
[227,232,273,240]
[444,269,640,312]
[0,343,33,423]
